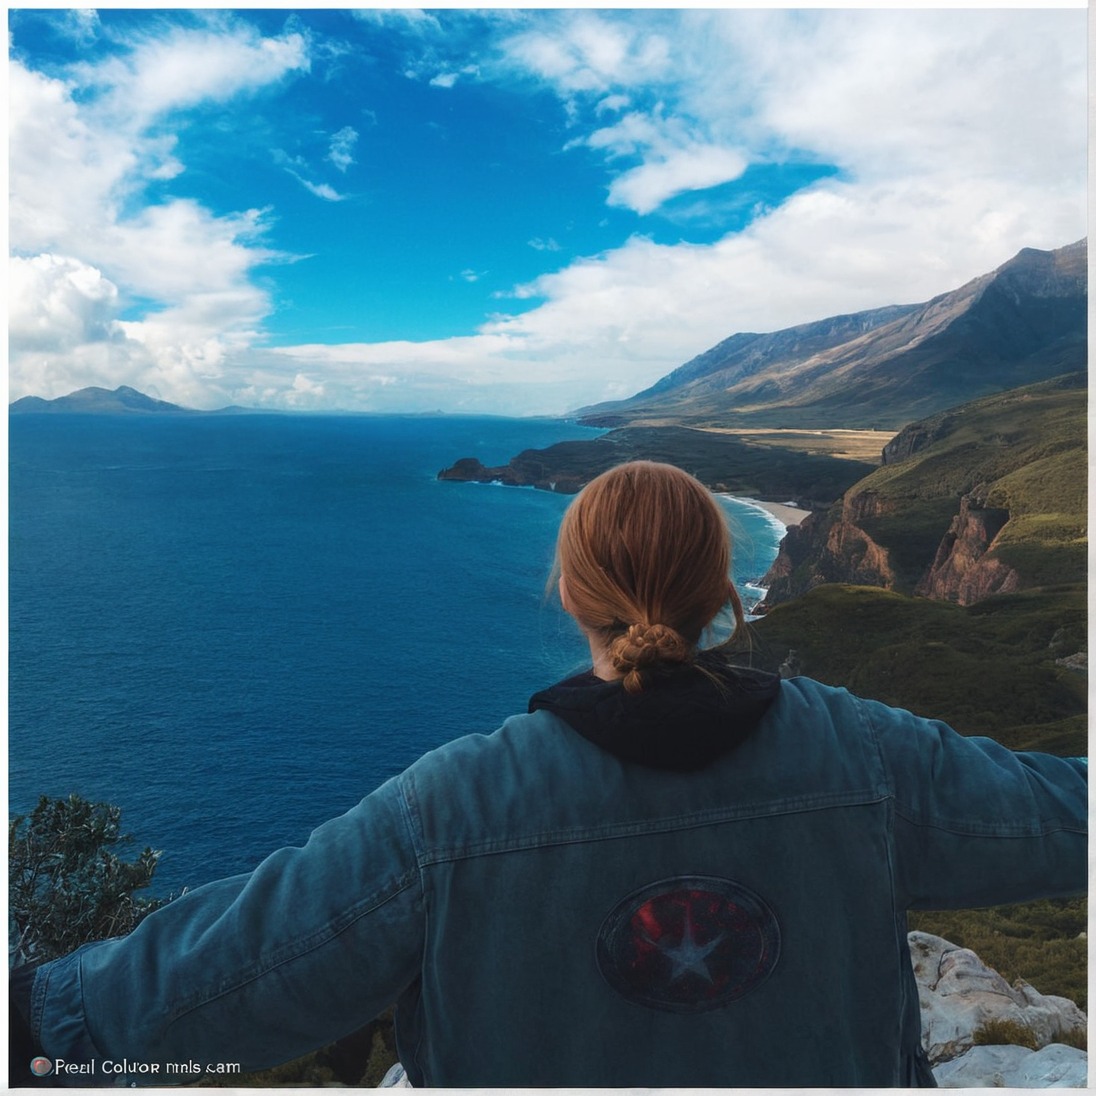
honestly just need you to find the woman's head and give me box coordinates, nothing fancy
[555,461,745,692]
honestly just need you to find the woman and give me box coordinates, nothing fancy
[13,461,1086,1087]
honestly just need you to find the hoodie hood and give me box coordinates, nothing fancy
[528,652,781,771]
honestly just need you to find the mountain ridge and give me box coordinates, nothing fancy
[577,240,1086,430]
[9,385,192,415]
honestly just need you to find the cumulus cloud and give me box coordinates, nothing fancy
[9,20,310,406]
[70,19,309,124]
[9,9,1086,416]
[501,11,670,95]
[9,254,119,352]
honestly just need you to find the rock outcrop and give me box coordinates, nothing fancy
[910,931,1087,1086]
[760,493,897,606]
[438,425,872,507]
[915,493,1021,604]
[933,1043,1088,1088]
[758,373,1086,609]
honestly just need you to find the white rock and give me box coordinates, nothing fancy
[934,1043,1088,1088]
[909,931,1087,1064]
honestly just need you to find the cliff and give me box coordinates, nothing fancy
[758,373,1086,609]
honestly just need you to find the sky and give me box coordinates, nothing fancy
[7,6,1088,416]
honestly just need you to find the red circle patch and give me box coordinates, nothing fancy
[596,875,781,1012]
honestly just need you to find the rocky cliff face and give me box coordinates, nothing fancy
[915,494,1021,605]
[761,486,1022,609]
[881,416,952,465]
[761,493,897,605]
[759,373,1086,609]
[910,931,1087,1087]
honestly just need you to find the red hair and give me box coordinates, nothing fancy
[555,461,745,692]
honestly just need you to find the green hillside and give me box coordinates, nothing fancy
[858,372,1087,590]
[762,372,1088,606]
[747,583,1086,754]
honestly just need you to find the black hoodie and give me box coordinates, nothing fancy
[528,652,781,772]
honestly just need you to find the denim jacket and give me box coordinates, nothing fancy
[25,672,1087,1087]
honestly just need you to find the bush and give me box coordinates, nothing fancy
[9,793,173,964]
[972,1018,1040,1050]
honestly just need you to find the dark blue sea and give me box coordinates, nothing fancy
[8,414,786,894]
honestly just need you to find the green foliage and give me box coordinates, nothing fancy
[909,898,1088,1012]
[835,374,1088,593]
[9,793,172,964]
[749,584,1087,751]
[1054,1025,1089,1051]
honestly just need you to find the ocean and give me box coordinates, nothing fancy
[8,414,787,894]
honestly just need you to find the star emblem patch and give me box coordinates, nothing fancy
[596,875,781,1012]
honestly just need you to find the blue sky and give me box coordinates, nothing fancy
[8,7,1087,415]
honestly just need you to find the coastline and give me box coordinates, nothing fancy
[733,496,811,528]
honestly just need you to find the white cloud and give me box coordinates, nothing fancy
[72,20,309,124]
[501,12,670,96]
[429,72,459,89]
[9,10,1086,417]
[608,146,748,215]
[9,254,119,353]
[8,21,310,407]
[297,177,348,202]
[352,9,443,35]
[327,126,358,172]
[59,9,100,46]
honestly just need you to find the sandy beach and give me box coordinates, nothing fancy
[735,497,812,527]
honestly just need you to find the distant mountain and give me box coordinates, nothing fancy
[578,240,1086,431]
[9,385,191,415]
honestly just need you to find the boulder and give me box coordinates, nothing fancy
[909,931,1087,1070]
[934,1043,1088,1088]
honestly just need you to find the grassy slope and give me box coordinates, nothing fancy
[848,373,1087,591]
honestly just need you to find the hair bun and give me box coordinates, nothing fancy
[609,623,693,693]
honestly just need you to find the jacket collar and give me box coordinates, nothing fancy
[528,652,780,772]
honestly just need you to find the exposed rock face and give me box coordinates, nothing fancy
[933,1043,1088,1088]
[760,492,896,606]
[910,931,1087,1067]
[915,494,1021,604]
[881,417,952,465]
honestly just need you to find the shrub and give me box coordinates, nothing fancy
[9,793,173,964]
[972,1018,1039,1050]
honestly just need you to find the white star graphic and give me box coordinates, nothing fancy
[653,909,725,984]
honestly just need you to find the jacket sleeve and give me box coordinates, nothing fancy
[856,695,1088,910]
[29,774,424,1085]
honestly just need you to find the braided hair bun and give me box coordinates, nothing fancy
[608,622,693,694]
